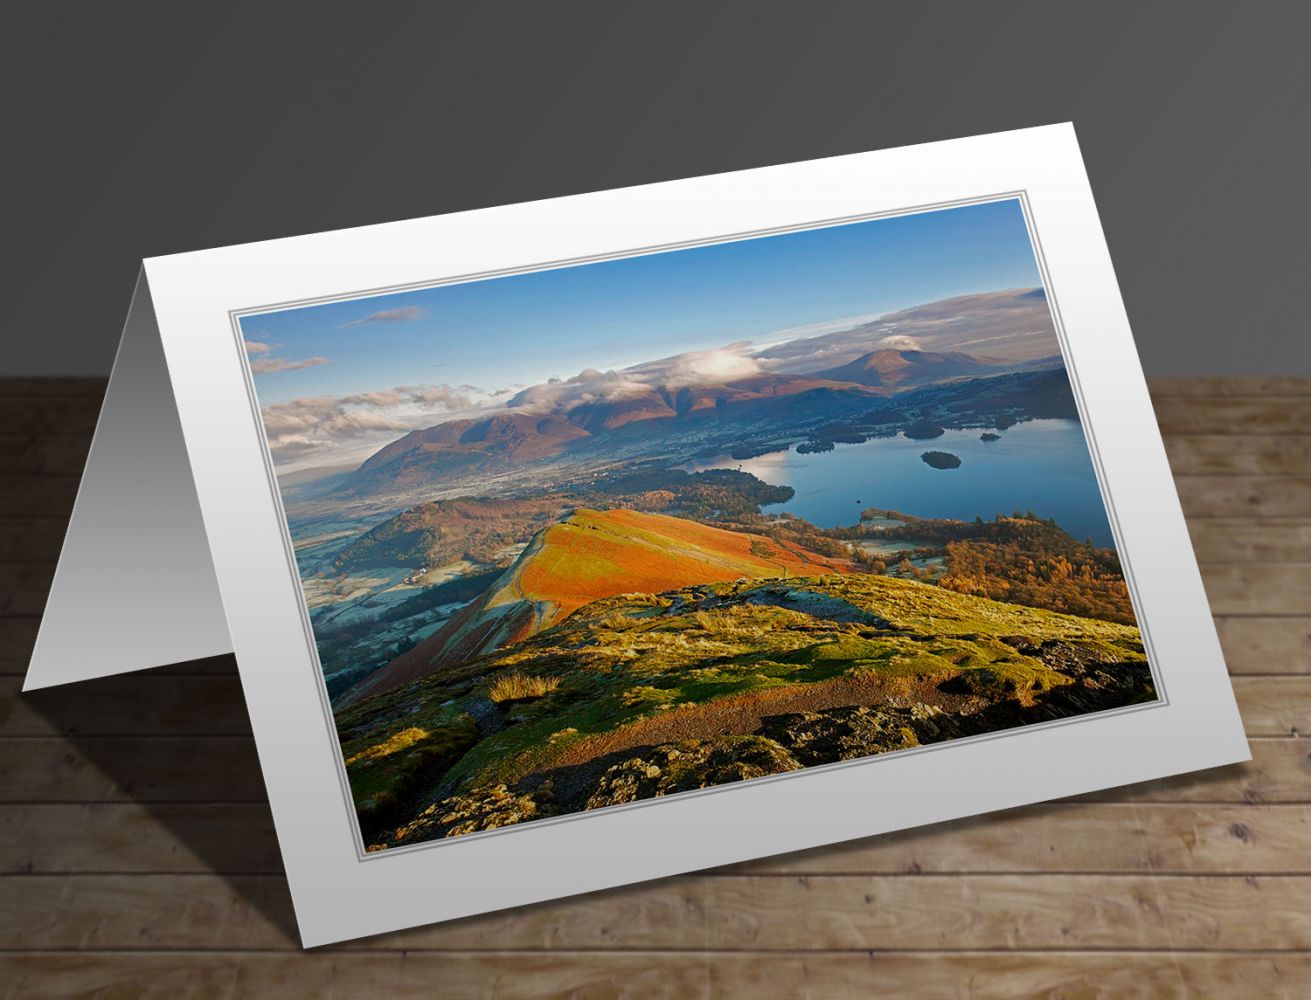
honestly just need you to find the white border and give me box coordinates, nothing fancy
[232,191,1175,863]
[143,124,1247,947]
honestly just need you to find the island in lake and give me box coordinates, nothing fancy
[980,432,1001,442]
[903,419,946,440]
[921,450,962,469]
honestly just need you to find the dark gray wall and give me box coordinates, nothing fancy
[6,2,1309,376]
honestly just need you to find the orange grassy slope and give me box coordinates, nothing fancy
[337,508,851,708]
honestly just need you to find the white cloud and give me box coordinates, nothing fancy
[250,355,331,375]
[243,339,274,355]
[261,383,478,470]
[875,334,923,351]
[505,341,765,415]
[339,305,428,328]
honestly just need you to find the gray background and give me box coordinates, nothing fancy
[5,2,1309,376]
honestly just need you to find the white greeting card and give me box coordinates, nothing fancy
[26,124,1247,947]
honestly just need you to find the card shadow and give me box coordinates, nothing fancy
[21,656,301,945]
[21,652,1254,953]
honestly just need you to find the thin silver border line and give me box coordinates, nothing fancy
[227,191,1165,864]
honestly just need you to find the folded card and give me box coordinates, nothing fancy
[26,124,1247,947]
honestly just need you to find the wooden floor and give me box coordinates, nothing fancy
[1,376,1309,998]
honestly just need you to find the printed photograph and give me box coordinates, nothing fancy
[239,198,1155,850]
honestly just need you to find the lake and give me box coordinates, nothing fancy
[687,419,1116,546]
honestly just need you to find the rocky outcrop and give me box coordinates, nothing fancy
[584,736,803,809]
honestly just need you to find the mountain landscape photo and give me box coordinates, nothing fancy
[241,198,1154,850]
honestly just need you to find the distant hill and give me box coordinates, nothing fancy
[755,288,1060,373]
[813,348,1001,389]
[337,508,853,707]
[340,373,883,495]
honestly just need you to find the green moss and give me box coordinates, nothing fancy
[340,570,1146,814]
[342,710,480,837]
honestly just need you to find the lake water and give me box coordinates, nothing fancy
[687,419,1116,546]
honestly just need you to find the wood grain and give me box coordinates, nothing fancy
[1215,617,1311,674]
[0,397,102,436]
[0,434,92,477]
[1177,476,1311,519]
[1189,519,1311,562]
[1152,396,1311,435]
[0,736,1303,807]
[0,523,68,564]
[1,676,252,737]
[0,565,55,616]
[1,374,1309,996]
[6,802,1309,877]
[1,952,1309,999]
[0,476,80,520]
[1147,376,1311,396]
[1199,564,1311,616]
[1166,435,1311,476]
[3,873,1309,952]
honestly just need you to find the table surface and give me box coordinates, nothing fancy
[1,376,1308,998]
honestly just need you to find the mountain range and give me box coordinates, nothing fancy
[341,346,1057,496]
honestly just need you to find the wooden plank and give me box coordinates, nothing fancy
[0,397,102,437]
[1232,677,1310,736]
[0,952,1307,998]
[0,735,1303,807]
[6,802,1309,877]
[1074,737,1309,804]
[3,873,1310,953]
[0,953,709,999]
[1148,376,1311,397]
[1153,396,1311,435]
[0,522,68,564]
[1216,617,1311,674]
[0,803,284,875]
[1177,475,1311,518]
[0,873,707,952]
[1,676,252,737]
[0,377,106,397]
[0,737,266,803]
[0,434,92,477]
[1200,563,1311,616]
[1165,434,1311,476]
[1189,519,1311,562]
[703,874,1311,951]
[0,476,79,520]
[0,565,55,616]
[0,619,38,674]
[731,803,1311,877]
[710,952,1311,999]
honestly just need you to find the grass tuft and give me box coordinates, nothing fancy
[488,672,562,703]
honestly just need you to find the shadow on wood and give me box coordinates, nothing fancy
[20,659,302,944]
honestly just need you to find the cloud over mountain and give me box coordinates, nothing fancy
[507,342,764,415]
[755,288,1058,373]
[262,384,477,468]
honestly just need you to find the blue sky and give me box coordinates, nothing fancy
[240,198,1041,405]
